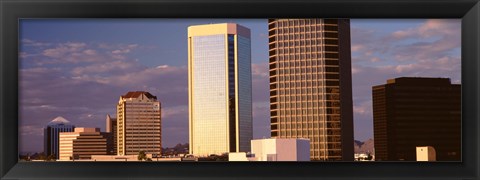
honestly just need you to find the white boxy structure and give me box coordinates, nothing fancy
[229,138,310,161]
[416,146,436,161]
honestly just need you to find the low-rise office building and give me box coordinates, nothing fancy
[59,127,107,160]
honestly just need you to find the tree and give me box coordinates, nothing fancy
[46,154,56,161]
[366,152,373,160]
[38,152,47,161]
[138,151,147,161]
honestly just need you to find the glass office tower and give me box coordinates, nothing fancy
[188,23,252,156]
[268,19,354,161]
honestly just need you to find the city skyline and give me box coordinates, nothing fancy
[19,19,461,153]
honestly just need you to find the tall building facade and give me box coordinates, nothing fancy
[268,19,354,161]
[117,91,162,156]
[43,116,75,159]
[188,23,252,156]
[105,114,117,155]
[372,77,461,161]
[58,127,107,160]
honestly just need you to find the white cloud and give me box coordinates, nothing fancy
[19,125,44,136]
[83,49,97,55]
[71,60,142,76]
[156,65,169,69]
[162,106,187,119]
[21,39,52,47]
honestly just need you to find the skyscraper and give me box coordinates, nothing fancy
[372,77,461,161]
[268,19,354,161]
[44,116,75,159]
[105,114,117,155]
[117,91,162,156]
[188,23,252,156]
[59,127,107,160]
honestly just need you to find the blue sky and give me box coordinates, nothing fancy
[18,19,461,153]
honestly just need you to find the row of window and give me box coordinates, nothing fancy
[274,94,340,102]
[270,44,337,53]
[274,90,340,98]
[269,19,338,28]
[276,108,341,115]
[273,24,338,32]
[273,63,339,70]
[271,62,339,70]
[273,44,339,52]
[270,52,340,60]
[274,130,342,138]
[275,76,340,83]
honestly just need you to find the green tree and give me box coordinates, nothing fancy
[138,151,147,161]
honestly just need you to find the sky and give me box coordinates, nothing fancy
[18,19,461,153]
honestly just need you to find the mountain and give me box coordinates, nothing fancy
[162,143,189,155]
[354,138,374,154]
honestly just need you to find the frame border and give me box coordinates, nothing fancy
[1,0,479,179]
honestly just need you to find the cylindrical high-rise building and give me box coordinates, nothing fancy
[268,19,354,161]
[188,23,253,156]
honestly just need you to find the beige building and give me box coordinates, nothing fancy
[105,114,117,155]
[58,127,107,160]
[228,138,310,161]
[268,19,354,161]
[416,146,436,161]
[188,23,252,156]
[117,91,162,156]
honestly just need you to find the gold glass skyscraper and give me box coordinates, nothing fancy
[268,19,354,161]
[117,91,161,156]
[188,23,252,156]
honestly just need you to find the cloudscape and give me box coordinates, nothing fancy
[19,19,460,154]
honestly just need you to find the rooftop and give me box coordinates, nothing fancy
[46,116,71,126]
[386,77,454,86]
[121,91,157,99]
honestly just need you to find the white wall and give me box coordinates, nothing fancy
[251,138,310,161]
[416,146,436,161]
[228,152,249,161]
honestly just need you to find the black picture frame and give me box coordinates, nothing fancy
[1,0,479,179]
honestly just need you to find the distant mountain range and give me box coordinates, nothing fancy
[162,143,189,155]
[354,138,374,154]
